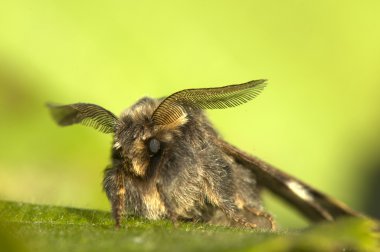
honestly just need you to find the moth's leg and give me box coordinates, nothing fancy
[244,206,276,231]
[103,165,126,228]
[218,198,257,228]
[204,178,256,228]
[156,182,179,226]
[231,165,276,230]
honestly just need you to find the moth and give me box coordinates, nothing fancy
[48,80,358,229]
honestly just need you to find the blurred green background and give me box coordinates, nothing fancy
[0,0,379,228]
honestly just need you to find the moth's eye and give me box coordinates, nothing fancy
[148,138,161,154]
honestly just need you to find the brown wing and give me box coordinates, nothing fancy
[217,138,360,222]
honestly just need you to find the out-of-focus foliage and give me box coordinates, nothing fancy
[0,201,379,252]
[0,0,380,229]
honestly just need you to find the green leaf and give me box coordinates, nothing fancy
[0,201,378,252]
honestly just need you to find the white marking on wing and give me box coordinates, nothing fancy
[286,180,313,202]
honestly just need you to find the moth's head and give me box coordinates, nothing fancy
[48,79,267,177]
[114,97,188,177]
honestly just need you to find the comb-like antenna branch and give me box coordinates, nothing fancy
[152,79,267,125]
[47,103,118,134]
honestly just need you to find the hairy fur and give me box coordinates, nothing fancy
[49,80,357,230]
[103,97,273,229]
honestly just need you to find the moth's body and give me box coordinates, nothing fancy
[48,79,358,229]
[103,97,271,228]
